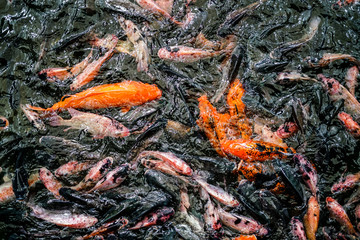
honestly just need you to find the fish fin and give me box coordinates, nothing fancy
[121,106,131,113]
[67,108,83,117]
[48,112,64,126]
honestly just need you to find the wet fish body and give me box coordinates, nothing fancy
[27,81,162,113]
[310,53,360,68]
[39,167,63,198]
[29,204,98,228]
[21,104,46,131]
[71,157,113,191]
[303,196,320,240]
[293,154,318,196]
[345,66,359,96]
[217,207,268,236]
[129,206,175,229]
[276,122,298,139]
[331,171,360,194]
[290,217,306,240]
[326,197,357,235]
[158,46,227,63]
[88,164,129,192]
[55,161,93,178]
[135,0,182,25]
[82,217,128,239]
[48,108,130,139]
[276,72,316,85]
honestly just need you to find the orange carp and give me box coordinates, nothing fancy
[27,81,162,113]
[303,196,320,240]
[326,197,357,235]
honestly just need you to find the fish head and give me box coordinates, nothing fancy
[111,120,130,138]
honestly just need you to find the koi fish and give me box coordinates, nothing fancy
[88,164,129,192]
[20,104,46,131]
[38,49,93,82]
[236,160,276,182]
[338,112,360,137]
[192,32,222,51]
[293,154,318,196]
[155,0,173,15]
[39,167,63,198]
[137,151,193,176]
[270,16,321,59]
[158,46,227,63]
[0,116,9,131]
[194,175,239,207]
[217,207,268,236]
[71,157,113,191]
[276,122,299,139]
[0,173,39,203]
[27,81,162,113]
[331,171,360,194]
[55,161,93,178]
[345,66,359,96]
[89,34,136,57]
[326,197,357,235]
[318,74,360,121]
[28,203,98,228]
[70,36,117,91]
[221,139,295,162]
[290,217,306,240]
[129,207,175,230]
[232,236,257,240]
[48,108,130,139]
[82,217,128,240]
[309,53,360,68]
[118,17,150,72]
[253,122,288,147]
[135,0,182,25]
[276,72,317,84]
[303,196,320,240]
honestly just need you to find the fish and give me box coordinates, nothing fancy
[270,16,321,59]
[293,154,318,196]
[48,108,130,139]
[338,112,360,137]
[345,66,359,96]
[0,116,9,130]
[155,0,173,15]
[221,139,295,162]
[194,175,240,207]
[118,17,151,72]
[201,189,223,239]
[309,53,360,68]
[236,160,277,183]
[20,104,46,131]
[253,121,288,147]
[88,164,129,192]
[28,203,98,228]
[137,151,193,176]
[26,81,162,113]
[276,122,298,139]
[0,173,39,203]
[276,72,317,85]
[232,236,257,240]
[158,46,228,63]
[135,0,182,25]
[318,74,360,122]
[303,196,320,240]
[39,167,63,198]
[331,171,360,194]
[55,161,94,178]
[326,197,357,235]
[217,0,267,37]
[192,32,222,51]
[38,49,93,82]
[82,217,128,239]
[70,36,117,91]
[258,189,290,222]
[129,206,175,230]
[71,157,113,191]
[90,34,136,57]
[217,207,268,236]
[254,57,289,73]
[356,205,360,232]
[290,217,307,240]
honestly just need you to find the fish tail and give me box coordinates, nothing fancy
[48,112,64,126]
[25,104,46,112]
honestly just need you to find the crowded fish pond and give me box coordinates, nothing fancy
[0,0,360,239]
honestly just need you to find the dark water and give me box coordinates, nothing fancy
[0,0,360,239]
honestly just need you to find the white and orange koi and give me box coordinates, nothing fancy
[71,157,113,191]
[309,53,360,68]
[158,46,227,63]
[29,203,98,228]
[21,104,46,131]
[338,112,360,137]
[303,196,320,240]
[39,167,63,198]
[118,17,150,72]
[217,207,268,236]
[194,175,239,207]
[290,217,307,240]
[137,151,193,176]
[331,171,360,194]
[135,0,182,25]
[129,207,175,230]
[54,161,93,178]
[88,164,129,192]
[345,66,359,96]
[89,34,136,57]
[70,36,117,91]
[48,108,130,139]
[326,197,357,235]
